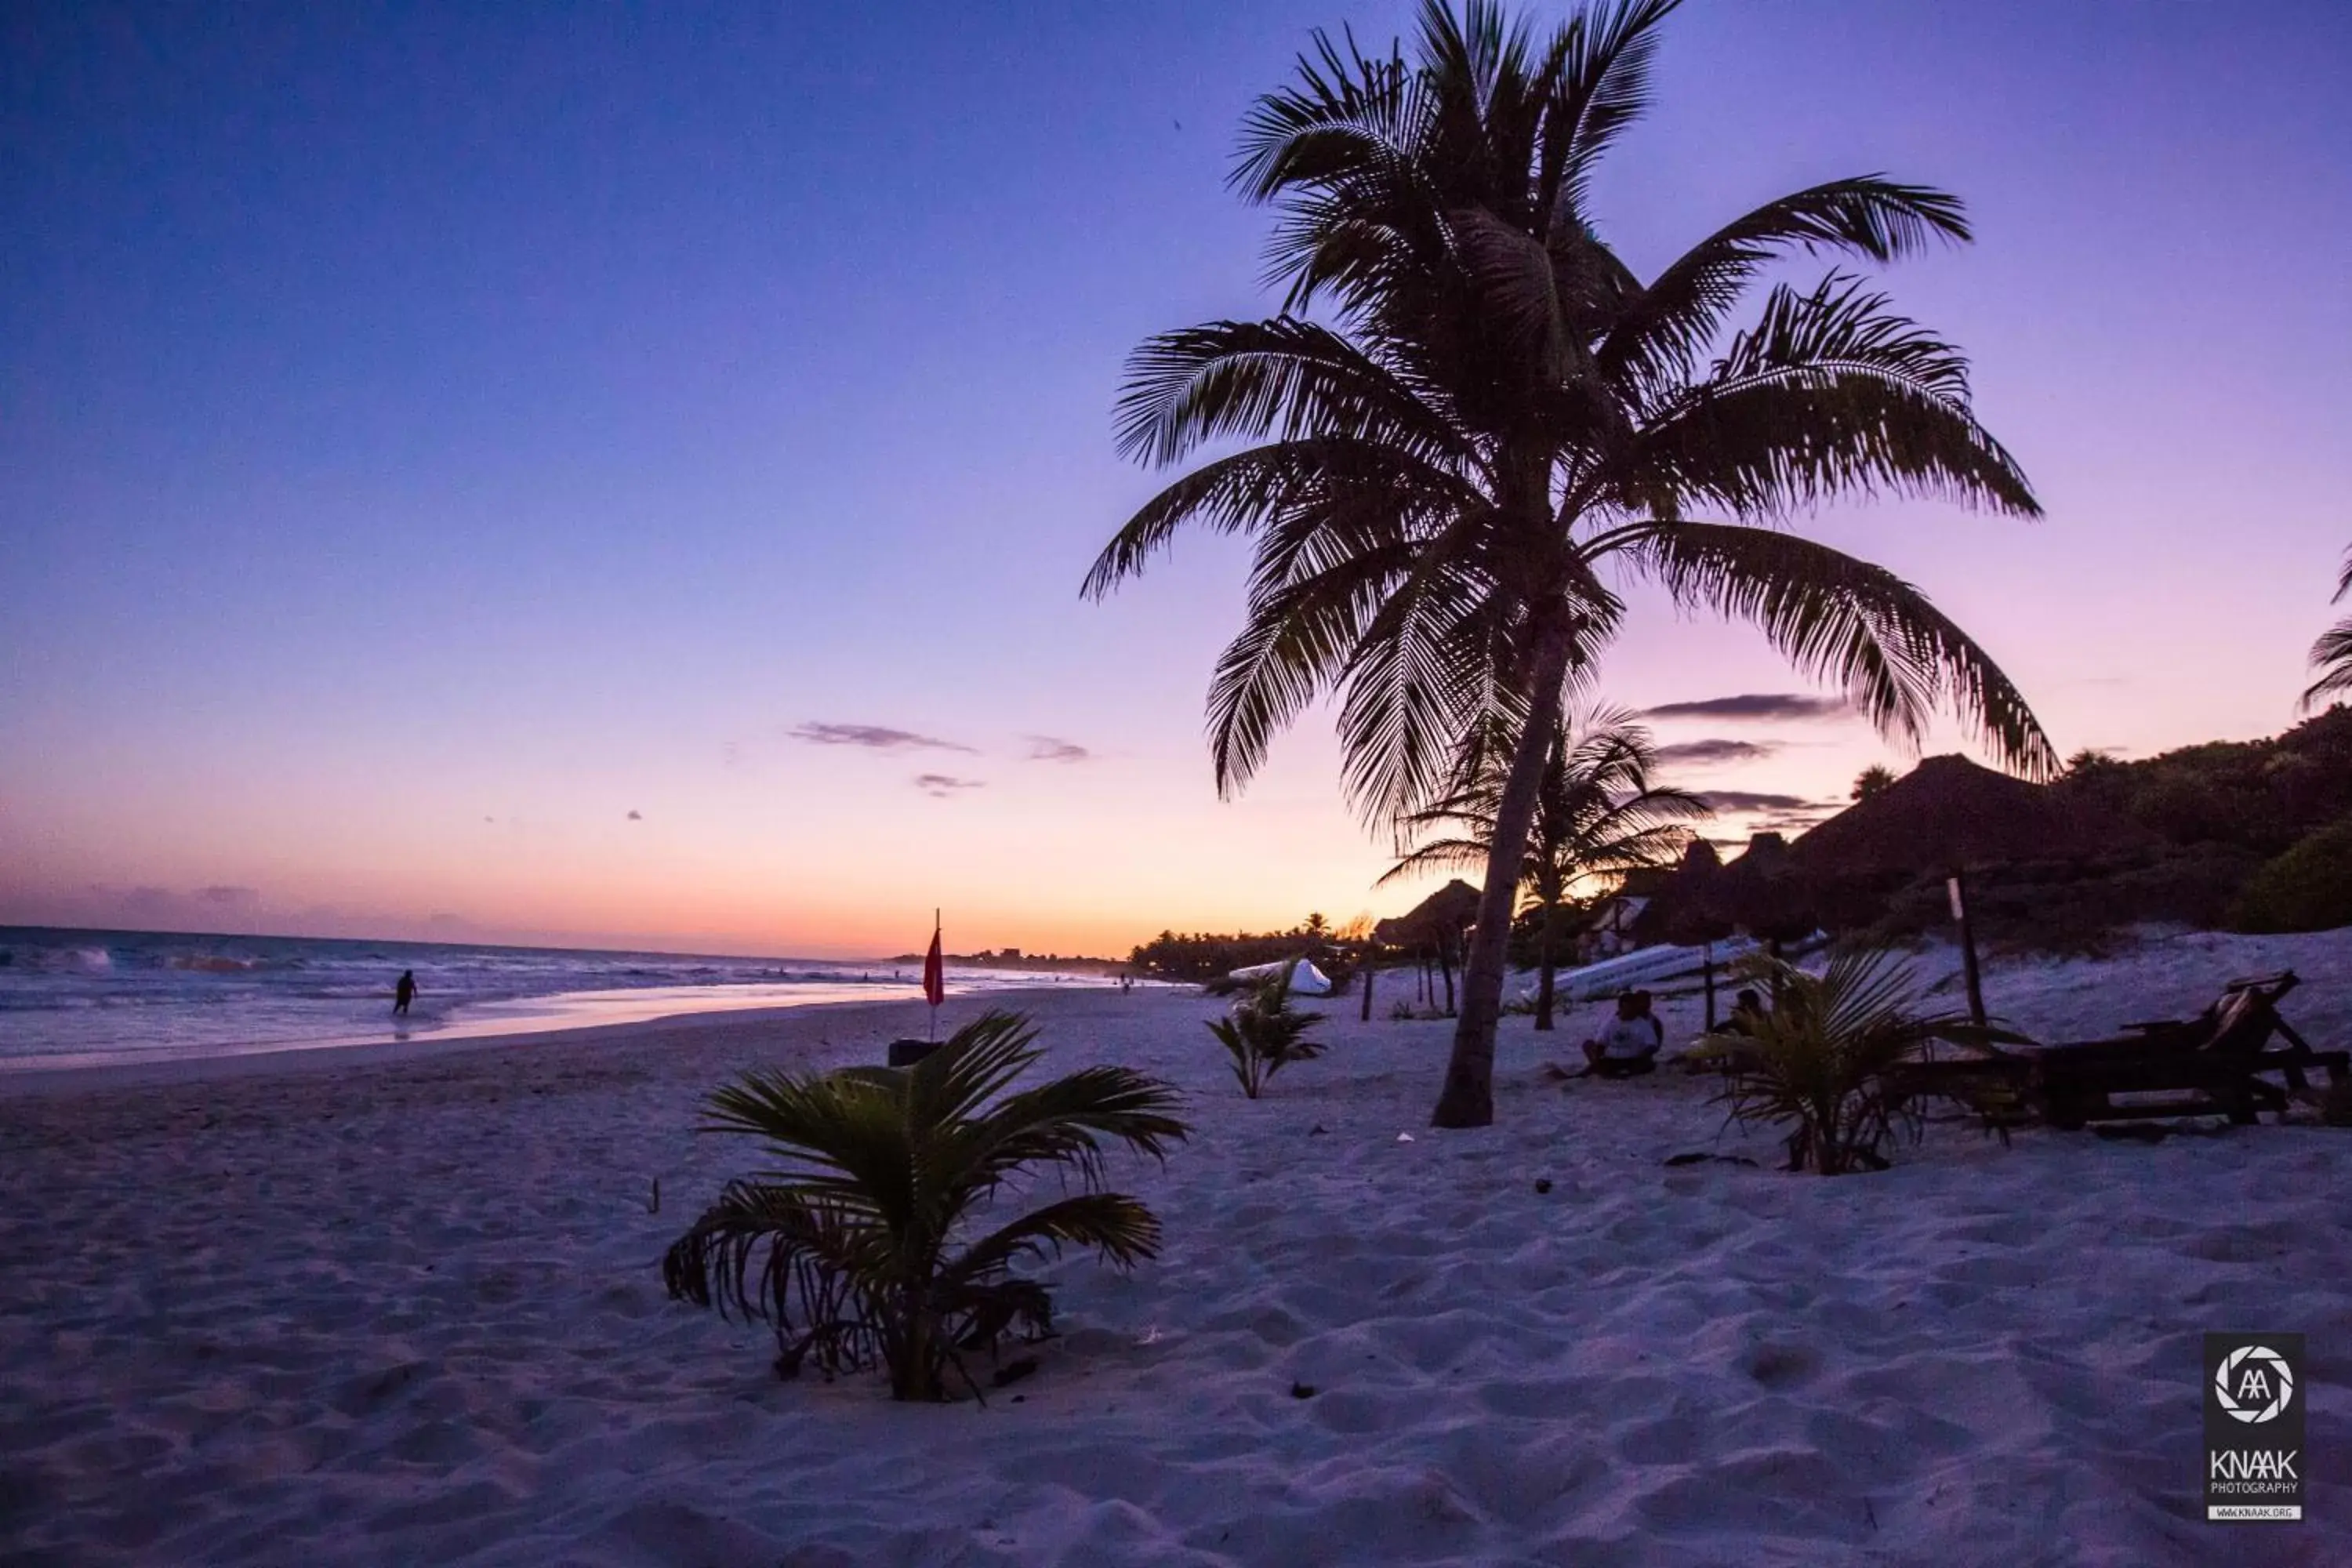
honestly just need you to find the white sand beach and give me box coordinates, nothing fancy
[6,927,2350,1566]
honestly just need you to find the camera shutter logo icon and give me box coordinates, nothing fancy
[2212,1344,2295,1424]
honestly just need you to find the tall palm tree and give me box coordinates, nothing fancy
[2302,546,2352,712]
[1085,0,2054,1127]
[1383,710,1708,1029]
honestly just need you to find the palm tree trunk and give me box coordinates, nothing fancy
[1534,919,1558,1033]
[1431,612,1577,1128]
[1534,898,1565,1030]
[1439,935,1455,1015]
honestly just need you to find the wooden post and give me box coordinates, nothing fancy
[1703,942,1717,1032]
[1950,870,1987,1026]
[1439,931,1457,1016]
[1360,964,1375,1022]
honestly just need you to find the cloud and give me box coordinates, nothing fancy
[790,722,974,753]
[1750,811,1840,834]
[913,773,984,797]
[1697,790,1828,813]
[196,884,260,907]
[626,809,643,821]
[1640,693,1849,722]
[1653,738,1781,766]
[1024,735,1091,763]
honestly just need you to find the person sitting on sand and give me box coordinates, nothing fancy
[1726,988,1766,1035]
[1581,990,1664,1077]
[394,970,416,1016]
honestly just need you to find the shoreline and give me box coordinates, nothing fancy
[0,983,1092,1102]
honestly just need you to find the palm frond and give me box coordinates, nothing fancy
[1537,0,1683,220]
[665,1011,1188,1399]
[2302,618,2352,713]
[1617,520,2056,778]
[1635,274,2038,518]
[1112,318,1467,472]
[1600,176,1969,398]
[943,1192,1167,1286]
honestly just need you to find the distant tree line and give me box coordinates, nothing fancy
[1128,915,1364,986]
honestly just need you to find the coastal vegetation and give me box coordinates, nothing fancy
[1130,918,1364,985]
[1207,975,1330,1098]
[662,1011,1189,1400]
[2230,818,2352,937]
[1086,0,2053,1128]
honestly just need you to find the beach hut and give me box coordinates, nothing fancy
[1790,753,2153,1021]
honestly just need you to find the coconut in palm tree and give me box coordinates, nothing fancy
[662,1011,1189,1401]
[1086,0,2053,1128]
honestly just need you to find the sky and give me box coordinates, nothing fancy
[3,1,2349,960]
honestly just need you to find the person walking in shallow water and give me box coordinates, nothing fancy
[394,970,416,1016]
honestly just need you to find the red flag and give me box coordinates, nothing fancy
[922,913,945,1008]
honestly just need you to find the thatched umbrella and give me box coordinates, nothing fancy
[1642,840,1733,1025]
[1706,832,1824,944]
[1789,753,2153,1021]
[1371,878,1483,1018]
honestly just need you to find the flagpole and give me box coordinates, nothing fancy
[930,907,941,1042]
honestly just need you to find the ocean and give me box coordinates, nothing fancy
[0,926,1106,1071]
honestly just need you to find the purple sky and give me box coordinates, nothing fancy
[4,1,2348,957]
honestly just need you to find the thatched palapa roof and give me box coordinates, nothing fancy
[1374,878,1482,946]
[1790,754,2151,878]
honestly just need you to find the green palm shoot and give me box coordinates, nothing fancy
[1207,973,1329,1098]
[1690,949,2015,1175]
[662,1011,1189,1401]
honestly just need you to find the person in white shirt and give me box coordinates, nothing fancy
[1581,990,1664,1077]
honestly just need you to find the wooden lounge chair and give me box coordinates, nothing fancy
[1882,1050,2036,1142]
[2031,971,2348,1130]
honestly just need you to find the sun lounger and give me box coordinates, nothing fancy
[1882,1054,2036,1142]
[1883,972,2347,1134]
[2030,972,2347,1129]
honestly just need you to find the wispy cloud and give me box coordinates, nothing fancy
[1641,694,1848,722]
[1697,789,1828,813]
[1024,735,1091,763]
[790,722,975,753]
[1653,738,1781,766]
[1750,811,1839,834]
[626,809,643,821]
[913,773,984,797]
[196,884,260,906]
